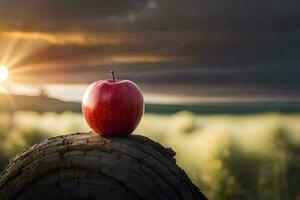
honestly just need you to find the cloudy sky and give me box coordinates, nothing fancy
[0,0,299,101]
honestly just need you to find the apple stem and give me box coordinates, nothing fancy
[111,70,115,82]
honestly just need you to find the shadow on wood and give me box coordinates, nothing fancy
[0,132,207,200]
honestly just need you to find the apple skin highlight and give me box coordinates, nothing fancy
[82,79,144,136]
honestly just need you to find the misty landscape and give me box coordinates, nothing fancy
[0,95,298,199]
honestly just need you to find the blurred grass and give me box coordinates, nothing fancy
[0,111,299,200]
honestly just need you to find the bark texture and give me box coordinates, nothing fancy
[0,132,207,200]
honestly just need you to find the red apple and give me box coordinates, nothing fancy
[82,71,144,136]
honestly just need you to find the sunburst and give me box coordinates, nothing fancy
[0,65,8,82]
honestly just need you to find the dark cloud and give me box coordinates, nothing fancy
[0,0,299,98]
[1,0,300,31]
[0,0,147,31]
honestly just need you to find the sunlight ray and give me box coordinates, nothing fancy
[9,62,56,75]
[0,65,9,82]
[0,33,20,67]
[0,31,48,81]
[8,39,47,68]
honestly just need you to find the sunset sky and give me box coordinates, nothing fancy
[0,0,299,102]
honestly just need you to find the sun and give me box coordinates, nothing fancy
[0,65,9,82]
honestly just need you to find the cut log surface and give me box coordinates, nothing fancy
[0,132,207,200]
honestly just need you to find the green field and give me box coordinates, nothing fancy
[0,110,299,200]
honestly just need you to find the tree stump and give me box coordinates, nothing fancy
[0,132,207,200]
